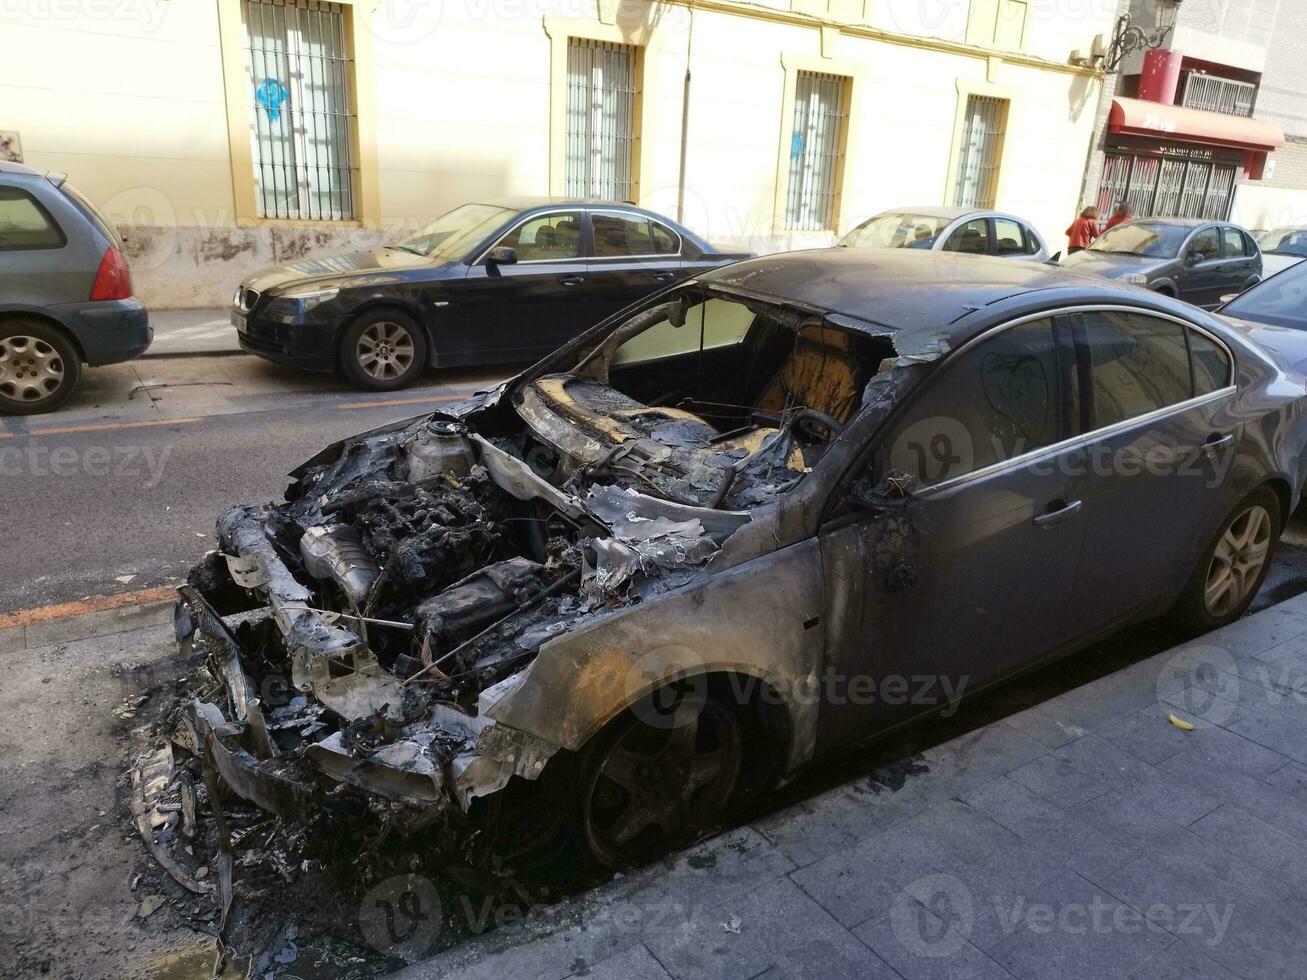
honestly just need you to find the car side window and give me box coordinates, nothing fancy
[1190,330,1233,396]
[1221,227,1245,258]
[994,218,1025,256]
[1075,311,1193,428]
[0,187,65,250]
[882,318,1072,487]
[500,212,582,261]
[1023,224,1042,255]
[593,213,658,257]
[942,218,989,255]
[1188,227,1220,262]
[650,220,680,255]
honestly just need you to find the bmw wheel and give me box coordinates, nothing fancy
[339,310,428,391]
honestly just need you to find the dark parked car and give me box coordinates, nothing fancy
[231,198,750,390]
[839,206,1050,261]
[1063,217,1262,309]
[0,161,150,414]
[158,250,1307,874]
[1219,255,1307,330]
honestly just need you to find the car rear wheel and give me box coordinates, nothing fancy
[572,691,743,870]
[1174,486,1280,632]
[0,321,81,415]
[338,311,428,391]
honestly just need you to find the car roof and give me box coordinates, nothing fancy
[0,160,44,178]
[474,196,646,211]
[1123,217,1213,229]
[697,248,1166,343]
[859,206,973,221]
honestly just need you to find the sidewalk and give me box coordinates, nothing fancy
[398,595,1307,980]
[142,308,241,358]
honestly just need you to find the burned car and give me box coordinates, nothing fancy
[147,250,1307,878]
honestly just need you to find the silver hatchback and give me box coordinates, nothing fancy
[839,206,1051,262]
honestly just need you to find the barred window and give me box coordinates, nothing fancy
[242,0,356,221]
[953,95,1007,210]
[565,39,637,201]
[785,71,849,231]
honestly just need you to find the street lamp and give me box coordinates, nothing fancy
[1102,0,1185,72]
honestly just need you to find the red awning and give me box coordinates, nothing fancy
[1109,97,1285,152]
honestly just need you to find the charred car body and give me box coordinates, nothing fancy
[154,250,1307,873]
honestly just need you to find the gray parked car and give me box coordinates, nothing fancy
[161,250,1306,873]
[1255,227,1307,278]
[0,161,150,414]
[1063,218,1262,309]
[839,206,1050,261]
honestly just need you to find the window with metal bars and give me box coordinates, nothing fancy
[242,0,356,221]
[952,95,1007,210]
[565,39,637,201]
[1097,153,1237,220]
[784,71,849,232]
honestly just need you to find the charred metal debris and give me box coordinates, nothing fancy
[131,289,948,909]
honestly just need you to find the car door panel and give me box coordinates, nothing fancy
[815,316,1086,751]
[583,210,686,324]
[1179,226,1224,307]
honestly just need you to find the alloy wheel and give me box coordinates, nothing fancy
[355,321,416,381]
[1204,503,1272,618]
[0,335,66,404]
[582,696,741,868]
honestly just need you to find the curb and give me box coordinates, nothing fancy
[0,594,176,653]
[139,348,248,360]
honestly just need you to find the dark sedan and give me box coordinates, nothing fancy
[167,250,1307,870]
[231,199,750,390]
[1063,217,1262,309]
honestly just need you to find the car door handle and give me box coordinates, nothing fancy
[1201,433,1235,458]
[558,276,585,286]
[1033,499,1082,529]
[652,271,676,282]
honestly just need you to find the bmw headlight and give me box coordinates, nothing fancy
[1123,273,1149,286]
[276,284,341,311]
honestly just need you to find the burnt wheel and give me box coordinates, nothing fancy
[574,694,742,870]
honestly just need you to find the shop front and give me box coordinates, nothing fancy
[1096,97,1284,221]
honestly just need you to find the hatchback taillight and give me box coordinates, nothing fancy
[90,247,132,301]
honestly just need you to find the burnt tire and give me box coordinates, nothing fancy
[1173,486,1281,633]
[569,691,743,870]
[0,320,81,415]
[338,310,428,391]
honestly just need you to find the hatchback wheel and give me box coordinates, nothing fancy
[1175,487,1280,632]
[573,694,742,869]
[0,321,81,415]
[339,311,428,391]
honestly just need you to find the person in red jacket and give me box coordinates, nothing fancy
[1066,206,1101,253]
[1105,202,1134,230]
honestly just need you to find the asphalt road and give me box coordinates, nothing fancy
[0,355,506,613]
[4,352,1307,616]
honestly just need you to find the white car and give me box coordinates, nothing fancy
[1256,227,1307,277]
[839,207,1051,262]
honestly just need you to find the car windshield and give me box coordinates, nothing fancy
[1257,227,1307,258]
[1088,221,1189,258]
[840,212,954,249]
[393,203,515,260]
[1222,260,1307,331]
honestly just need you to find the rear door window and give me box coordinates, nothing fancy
[592,212,658,257]
[883,318,1073,486]
[0,187,65,250]
[1075,311,1196,428]
[650,220,680,255]
[1189,330,1233,395]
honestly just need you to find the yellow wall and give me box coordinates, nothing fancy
[0,0,1111,306]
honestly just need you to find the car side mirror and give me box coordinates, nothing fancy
[486,246,518,265]
[1185,251,1203,267]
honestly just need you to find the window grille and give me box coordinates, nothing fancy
[565,39,637,201]
[953,95,1006,210]
[1182,73,1256,118]
[784,71,849,231]
[243,0,356,221]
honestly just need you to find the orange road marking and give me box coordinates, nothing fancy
[0,416,203,440]
[337,393,467,410]
[0,586,178,631]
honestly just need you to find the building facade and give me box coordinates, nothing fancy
[2,0,1115,307]
[1081,0,1307,233]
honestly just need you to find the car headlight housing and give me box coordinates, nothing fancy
[1123,273,1149,286]
[275,285,341,311]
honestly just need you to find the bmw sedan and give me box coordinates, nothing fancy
[155,250,1307,875]
[839,206,1050,261]
[1063,218,1262,309]
[230,199,750,390]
